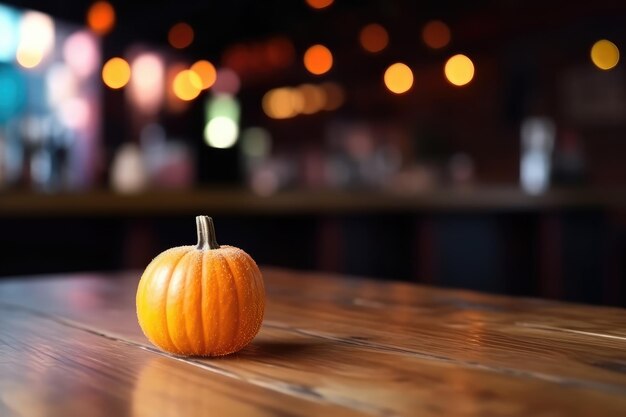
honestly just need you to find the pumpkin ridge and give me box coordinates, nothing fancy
[221,252,241,352]
[211,251,222,354]
[139,252,173,348]
[181,251,196,354]
[164,250,189,354]
[242,251,265,331]
[200,249,208,353]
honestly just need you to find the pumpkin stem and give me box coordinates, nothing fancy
[196,216,220,250]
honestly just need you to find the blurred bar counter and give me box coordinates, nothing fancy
[2,187,626,215]
[1,187,625,306]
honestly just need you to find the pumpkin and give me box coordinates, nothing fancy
[136,216,265,356]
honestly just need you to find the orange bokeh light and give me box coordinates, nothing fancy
[306,0,334,10]
[303,44,333,75]
[359,23,389,53]
[190,60,217,90]
[87,1,115,35]
[102,57,131,89]
[422,20,451,49]
[384,63,413,94]
[172,69,202,101]
[168,22,194,49]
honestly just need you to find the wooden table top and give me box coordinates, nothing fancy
[1,268,626,416]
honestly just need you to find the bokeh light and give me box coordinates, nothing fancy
[63,31,100,78]
[304,44,333,75]
[298,84,326,114]
[165,63,188,112]
[0,65,26,123]
[46,64,78,107]
[172,69,202,101]
[16,45,43,69]
[204,116,239,148]
[87,1,115,35]
[129,53,165,115]
[18,11,55,68]
[590,39,620,70]
[102,57,131,89]
[444,54,475,86]
[58,97,91,130]
[320,82,345,110]
[384,63,413,94]
[263,88,298,119]
[422,20,451,49]
[266,37,296,68]
[212,68,241,95]
[207,95,240,122]
[306,0,334,10]
[0,5,20,63]
[168,22,194,49]
[241,127,272,158]
[191,60,217,90]
[359,23,389,53]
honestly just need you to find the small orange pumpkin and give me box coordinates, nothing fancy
[136,216,265,356]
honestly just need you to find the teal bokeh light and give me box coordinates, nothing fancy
[0,4,20,63]
[0,64,26,123]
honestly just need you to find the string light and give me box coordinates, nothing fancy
[422,20,451,49]
[359,23,389,53]
[590,39,620,70]
[444,54,474,86]
[87,1,115,35]
[384,63,413,94]
[190,60,217,90]
[168,22,194,49]
[102,57,131,89]
[172,69,202,101]
[304,44,333,75]
[306,0,334,10]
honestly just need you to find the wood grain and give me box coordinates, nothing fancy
[1,268,626,416]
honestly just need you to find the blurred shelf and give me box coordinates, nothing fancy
[1,187,626,217]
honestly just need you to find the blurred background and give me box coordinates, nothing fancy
[0,0,625,305]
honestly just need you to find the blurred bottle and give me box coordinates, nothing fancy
[520,117,555,194]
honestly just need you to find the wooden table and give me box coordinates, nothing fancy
[1,268,625,416]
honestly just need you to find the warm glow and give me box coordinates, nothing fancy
[304,44,333,75]
[165,63,188,112]
[63,31,100,78]
[87,1,115,35]
[359,23,389,53]
[204,116,239,148]
[422,20,451,49]
[102,57,131,89]
[16,45,43,69]
[263,88,299,119]
[384,63,413,94]
[173,69,202,101]
[168,22,194,49]
[320,82,345,110]
[18,11,55,68]
[306,0,334,10]
[298,84,326,114]
[591,39,620,70]
[444,54,474,86]
[191,60,217,90]
[129,53,165,115]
